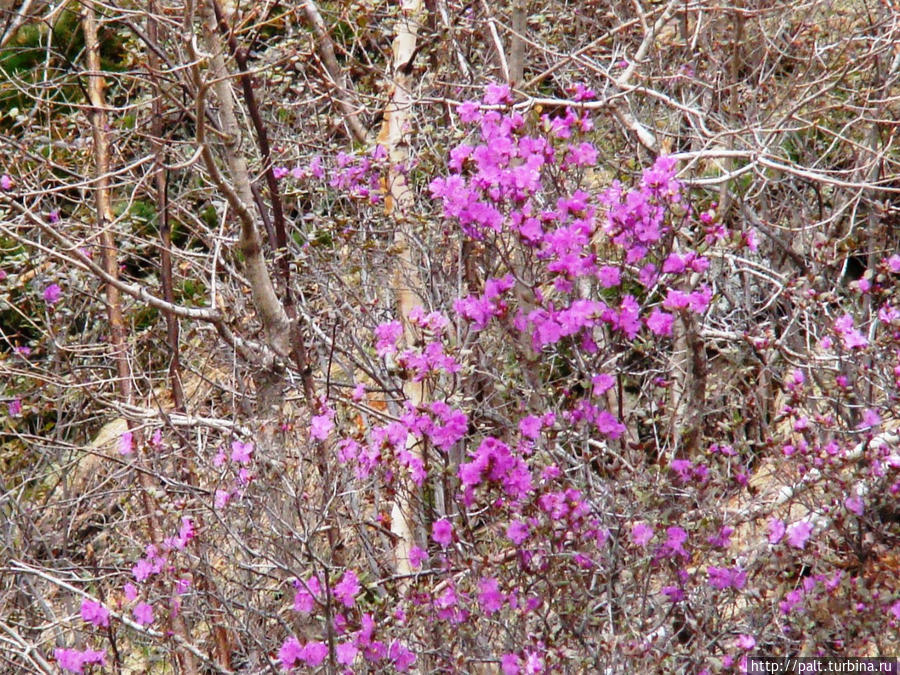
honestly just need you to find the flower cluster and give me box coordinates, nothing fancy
[282,569,416,672]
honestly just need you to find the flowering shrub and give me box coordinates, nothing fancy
[5,82,898,673]
[263,84,898,671]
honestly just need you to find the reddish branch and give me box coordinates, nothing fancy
[80,2,199,673]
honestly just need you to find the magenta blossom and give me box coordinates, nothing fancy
[631,522,654,547]
[768,518,785,544]
[707,565,747,590]
[7,398,22,417]
[334,570,361,608]
[310,410,334,440]
[506,519,529,545]
[432,518,453,548]
[786,521,813,549]
[230,439,253,464]
[118,431,133,455]
[80,599,110,628]
[663,526,689,558]
[293,576,322,613]
[55,648,106,674]
[43,283,62,304]
[478,577,504,615]
[133,601,154,625]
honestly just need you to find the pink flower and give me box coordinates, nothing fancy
[334,570,361,608]
[688,286,712,313]
[118,431,133,455]
[43,283,62,304]
[662,253,686,274]
[123,583,138,601]
[230,440,253,464]
[844,495,864,516]
[786,520,813,549]
[631,522,654,547]
[669,459,693,482]
[279,637,304,668]
[7,398,22,417]
[389,641,417,672]
[768,518,785,544]
[570,82,596,101]
[0,174,12,190]
[374,320,403,357]
[301,641,328,666]
[483,83,512,105]
[780,588,804,614]
[501,653,521,675]
[133,601,154,625]
[457,100,481,123]
[662,585,684,602]
[707,565,747,590]
[432,519,453,548]
[737,634,756,650]
[615,295,642,338]
[744,229,759,251]
[214,489,231,509]
[597,265,621,288]
[786,368,805,391]
[336,641,358,665]
[307,155,324,179]
[664,526,689,558]
[595,410,626,438]
[890,600,900,621]
[833,313,868,349]
[879,304,900,324]
[409,546,428,569]
[310,411,334,440]
[55,648,106,674]
[519,415,542,440]
[886,254,900,273]
[646,308,674,336]
[173,516,195,550]
[132,558,154,582]
[663,288,691,310]
[858,408,881,429]
[565,141,598,167]
[507,520,530,545]
[80,599,110,627]
[293,576,321,613]
[638,263,658,286]
[708,526,733,549]
[478,577,504,615]
[591,373,615,396]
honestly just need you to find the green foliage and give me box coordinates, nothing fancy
[178,279,207,305]
[0,9,129,126]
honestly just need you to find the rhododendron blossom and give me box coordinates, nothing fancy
[80,599,109,628]
[55,648,106,674]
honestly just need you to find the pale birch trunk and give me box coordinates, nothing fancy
[376,0,428,578]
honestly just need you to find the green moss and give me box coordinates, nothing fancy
[0,9,130,126]
[131,305,160,332]
[200,205,219,229]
